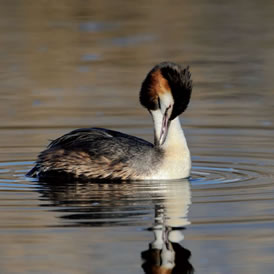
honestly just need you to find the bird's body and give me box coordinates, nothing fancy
[27,62,192,181]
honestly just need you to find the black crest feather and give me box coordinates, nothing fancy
[139,62,192,119]
[159,62,192,120]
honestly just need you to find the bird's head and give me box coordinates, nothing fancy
[140,62,192,146]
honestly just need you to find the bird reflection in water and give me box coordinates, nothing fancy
[38,178,194,272]
[141,179,194,274]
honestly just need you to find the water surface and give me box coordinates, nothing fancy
[0,1,274,273]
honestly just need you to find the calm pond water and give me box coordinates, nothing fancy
[1,0,274,273]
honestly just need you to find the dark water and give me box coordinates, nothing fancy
[1,1,274,273]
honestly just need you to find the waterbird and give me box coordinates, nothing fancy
[27,62,192,181]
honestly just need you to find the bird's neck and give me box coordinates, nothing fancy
[159,116,191,179]
[150,110,191,179]
[162,117,188,152]
[151,110,189,152]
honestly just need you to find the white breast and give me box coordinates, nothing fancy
[147,149,191,180]
[150,114,191,180]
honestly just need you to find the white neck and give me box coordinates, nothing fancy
[162,117,188,150]
[150,111,191,179]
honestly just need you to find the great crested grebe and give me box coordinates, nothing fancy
[27,62,192,181]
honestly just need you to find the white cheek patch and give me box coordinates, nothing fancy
[159,92,174,113]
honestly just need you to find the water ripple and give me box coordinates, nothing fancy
[0,156,273,229]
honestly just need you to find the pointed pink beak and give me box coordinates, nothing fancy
[159,105,172,146]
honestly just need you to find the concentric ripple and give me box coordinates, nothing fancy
[0,156,272,190]
[0,156,273,229]
[0,161,37,189]
[192,165,249,185]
